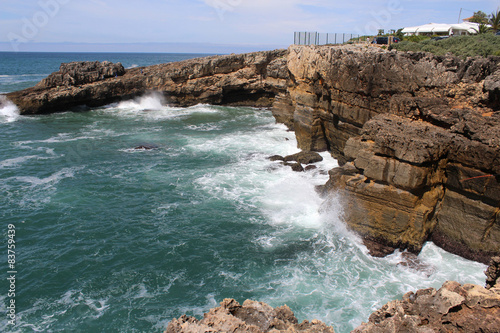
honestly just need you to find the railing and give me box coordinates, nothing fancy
[294,32,361,45]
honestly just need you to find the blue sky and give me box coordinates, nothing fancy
[0,0,498,52]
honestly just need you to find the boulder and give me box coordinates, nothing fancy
[268,155,285,161]
[284,151,323,164]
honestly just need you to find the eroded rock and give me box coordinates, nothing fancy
[353,281,500,333]
[165,299,335,333]
[486,256,500,289]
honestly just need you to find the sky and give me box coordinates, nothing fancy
[0,0,498,53]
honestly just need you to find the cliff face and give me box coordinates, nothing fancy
[4,45,500,263]
[273,45,500,263]
[6,49,288,114]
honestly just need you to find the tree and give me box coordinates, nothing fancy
[490,9,500,32]
[395,28,405,41]
[473,23,491,34]
[377,29,384,36]
[469,10,489,24]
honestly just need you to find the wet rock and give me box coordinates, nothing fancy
[268,155,284,161]
[165,298,335,333]
[397,252,435,277]
[285,162,304,172]
[362,238,396,257]
[304,165,317,171]
[284,151,323,164]
[134,144,159,150]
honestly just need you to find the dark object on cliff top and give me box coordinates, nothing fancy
[372,36,400,44]
[284,151,323,164]
[165,298,335,333]
[486,256,500,289]
[36,61,125,89]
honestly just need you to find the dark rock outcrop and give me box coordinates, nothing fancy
[284,151,323,164]
[165,298,335,333]
[37,61,126,88]
[352,281,500,333]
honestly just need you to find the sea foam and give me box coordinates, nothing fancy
[0,95,20,123]
[117,92,166,111]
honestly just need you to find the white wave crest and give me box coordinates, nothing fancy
[117,92,165,111]
[0,95,20,123]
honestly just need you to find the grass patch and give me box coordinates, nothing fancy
[390,34,500,58]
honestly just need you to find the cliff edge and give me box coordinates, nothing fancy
[277,45,500,263]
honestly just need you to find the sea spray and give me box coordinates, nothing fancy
[0,96,20,123]
[116,91,166,111]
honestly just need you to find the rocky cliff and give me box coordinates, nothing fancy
[6,49,288,114]
[4,45,500,263]
[276,45,500,263]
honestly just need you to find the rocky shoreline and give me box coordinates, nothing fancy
[4,44,499,264]
[3,44,500,332]
[166,258,500,332]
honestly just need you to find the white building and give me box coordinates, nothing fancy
[401,22,482,36]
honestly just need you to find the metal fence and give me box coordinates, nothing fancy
[294,32,361,45]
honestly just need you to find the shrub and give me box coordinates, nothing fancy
[391,34,500,58]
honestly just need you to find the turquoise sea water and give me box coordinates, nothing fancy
[0,53,488,333]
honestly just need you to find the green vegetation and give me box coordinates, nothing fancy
[389,34,500,58]
[490,9,500,32]
[469,10,489,24]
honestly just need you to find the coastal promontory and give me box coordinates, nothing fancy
[3,44,500,264]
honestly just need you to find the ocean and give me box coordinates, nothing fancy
[0,52,488,333]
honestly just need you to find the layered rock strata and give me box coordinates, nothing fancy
[280,45,500,263]
[5,44,500,262]
[165,298,334,333]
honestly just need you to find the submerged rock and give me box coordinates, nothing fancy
[165,298,335,333]
[285,162,305,172]
[133,144,159,150]
[268,155,285,161]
